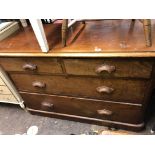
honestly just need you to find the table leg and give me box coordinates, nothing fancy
[20,19,28,27]
[29,19,49,52]
[62,19,68,47]
[143,19,152,47]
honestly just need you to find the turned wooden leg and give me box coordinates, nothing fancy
[131,19,136,28]
[129,19,136,33]
[82,21,86,24]
[131,19,136,24]
[62,19,68,47]
[143,19,152,47]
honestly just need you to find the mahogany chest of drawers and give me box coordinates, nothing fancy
[0,57,154,131]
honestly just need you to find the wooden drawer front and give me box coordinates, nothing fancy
[21,92,143,124]
[0,58,62,74]
[0,86,12,94]
[10,74,148,104]
[0,77,5,85]
[63,58,153,79]
[0,94,17,102]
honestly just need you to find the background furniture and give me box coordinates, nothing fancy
[0,66,24,108]
[0,21,20,41]
[132,19,152,47]
[62,19,152,47]
[29,19,49,52]
[62,19,85,47]
[20,19,28,27]
[29,19,85,52]
[142,19,152,47]
[22,19,152,53]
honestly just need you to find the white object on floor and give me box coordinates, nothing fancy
[150,129,155,134]
[27,126,38,135]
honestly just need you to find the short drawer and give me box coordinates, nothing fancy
[10,74,149,104]
[0,85,12,94]
[0,57,62,74]
[0,77,5,85]
[63,58,153,79]
[21,92,143,124]
[0,94,17,103]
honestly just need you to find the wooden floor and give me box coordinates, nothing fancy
[0,20,155,57]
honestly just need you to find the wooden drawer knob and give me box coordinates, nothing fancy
[96,86,114,94]
[32,81,46,88]
[97,109,113,116]
[95,64,116,74]
[41,101,54,110]
[23,63,37,71]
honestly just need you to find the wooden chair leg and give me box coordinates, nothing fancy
[143,19,152,47]
[129,19,136,34]
[82,21,86,24]
[131,19,135,24]
[62,19,68,47]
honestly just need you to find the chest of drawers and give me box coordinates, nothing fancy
[0,57,154,131]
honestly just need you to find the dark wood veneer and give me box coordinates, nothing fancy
[20,92,143,124]
[10,73,149,104]
[1,20,155,131]
[64,58,153,79]
[0,57,62,74]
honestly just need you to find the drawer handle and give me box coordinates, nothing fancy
[96,86,114,94]
[97,109,113,116]
[41,102,54,110]
[32,81,46,88]
[95,64,116,74]
[23,63,37,71]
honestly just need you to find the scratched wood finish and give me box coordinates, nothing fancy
[20,92,143,124]
[10,73,149,104]
[0,20,155,131]
[0,57,62,74]
[63,58,153,78]
[1,20,155,56]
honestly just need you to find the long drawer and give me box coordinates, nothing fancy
[63,58,153,78]
[10,74,149,104]
[0,57,62,74]
[21,92,143,124]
